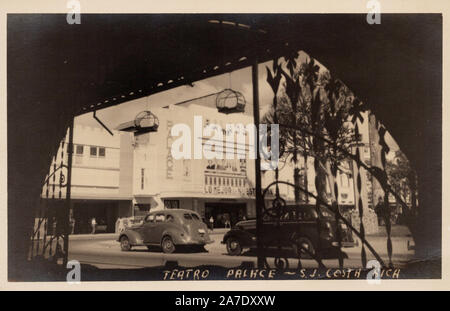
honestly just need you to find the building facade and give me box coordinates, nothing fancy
[129,104,258,228]
[41,125,134,234]
[40,97,380,233]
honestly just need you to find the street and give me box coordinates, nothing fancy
[68,226,415,270]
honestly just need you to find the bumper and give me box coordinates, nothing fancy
[332,241,356,248]
[178,237,214,245]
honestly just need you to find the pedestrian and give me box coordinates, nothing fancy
[374,196,387,226]
[69,217,76,235]
[91,217,97,234]
[52,217,57,236]
[209,216,214,232]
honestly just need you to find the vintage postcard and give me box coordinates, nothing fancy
[0,0,448,291]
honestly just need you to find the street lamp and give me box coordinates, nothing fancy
[116,110,159,135]
[216,88,246,114]
[134,110,159,133]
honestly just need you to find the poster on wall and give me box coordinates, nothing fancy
[204,158,253,196]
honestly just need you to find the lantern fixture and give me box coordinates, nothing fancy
[215,88,246,114]
[116,110,159,135]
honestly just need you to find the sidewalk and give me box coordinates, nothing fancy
[69,233,117,241]
[208,228,229,235]
[69,228,229,240]
[366,224,412,238]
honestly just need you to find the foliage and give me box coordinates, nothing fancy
[262,53,360,203]
[385,150,415,204]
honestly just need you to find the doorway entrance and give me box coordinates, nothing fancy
[205,202,247,229]
[72,201,118,234]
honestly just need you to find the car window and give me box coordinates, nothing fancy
[183,213,193,220]
[320,207,334,218]
[145,214,155,223]
[304,209,319,221]
[155,214,165,223]
[166,214,175,222]
[191,213,200,221]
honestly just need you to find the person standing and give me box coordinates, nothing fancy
[91,217,97,234]
[209,216,214,232]
[374,196,387,226]
[69,217,76,235]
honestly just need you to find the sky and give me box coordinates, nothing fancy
[75,51,399,156]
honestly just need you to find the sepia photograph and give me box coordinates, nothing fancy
[2,0,446,289]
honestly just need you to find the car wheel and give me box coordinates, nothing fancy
[161,236,176,254]
[120,236,131,251]
[293,237,315,259]
[226,238,242,256]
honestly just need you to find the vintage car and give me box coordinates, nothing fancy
[222,205,355,257]
[117,209,213,253]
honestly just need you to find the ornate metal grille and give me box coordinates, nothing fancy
[259,55,410,271]
[29,123,73,266]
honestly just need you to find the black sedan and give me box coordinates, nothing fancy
[222,205,355,257]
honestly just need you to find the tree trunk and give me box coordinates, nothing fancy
[325,160,337,205]
[294,167,301,204]
[315,158,329,206]
[368,113,385,208]
[303,154,309,203]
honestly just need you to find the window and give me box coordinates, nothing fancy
[166,214,175,222]
[98,147,106,157]
[340,174,349,188]
[134,204,150,216]
[304,210,319,221]
[75,145,84,155]
[183,213,193,220]
[155,214,165,222]
[164,200,180,209]
[90,146,97,157]
[320,208,333,218]
[145,214,155,223]
[191,213,200,221]
[141,168,145,190]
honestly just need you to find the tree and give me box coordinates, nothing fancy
[386,150,418,215]
[263,54,358,207]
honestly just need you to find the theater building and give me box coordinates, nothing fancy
[41,96,379,232]
[125,102,261,228]
[122,97,377,228]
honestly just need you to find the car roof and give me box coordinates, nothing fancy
[148,209,200,216]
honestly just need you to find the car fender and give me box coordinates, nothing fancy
[161,227,185,245]
[118,230,144,246]
[223,229,255,247]
[290,232,318,249]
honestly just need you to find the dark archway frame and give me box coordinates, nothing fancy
[8,14,441,280]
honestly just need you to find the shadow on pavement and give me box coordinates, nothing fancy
[131,245,209,254]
